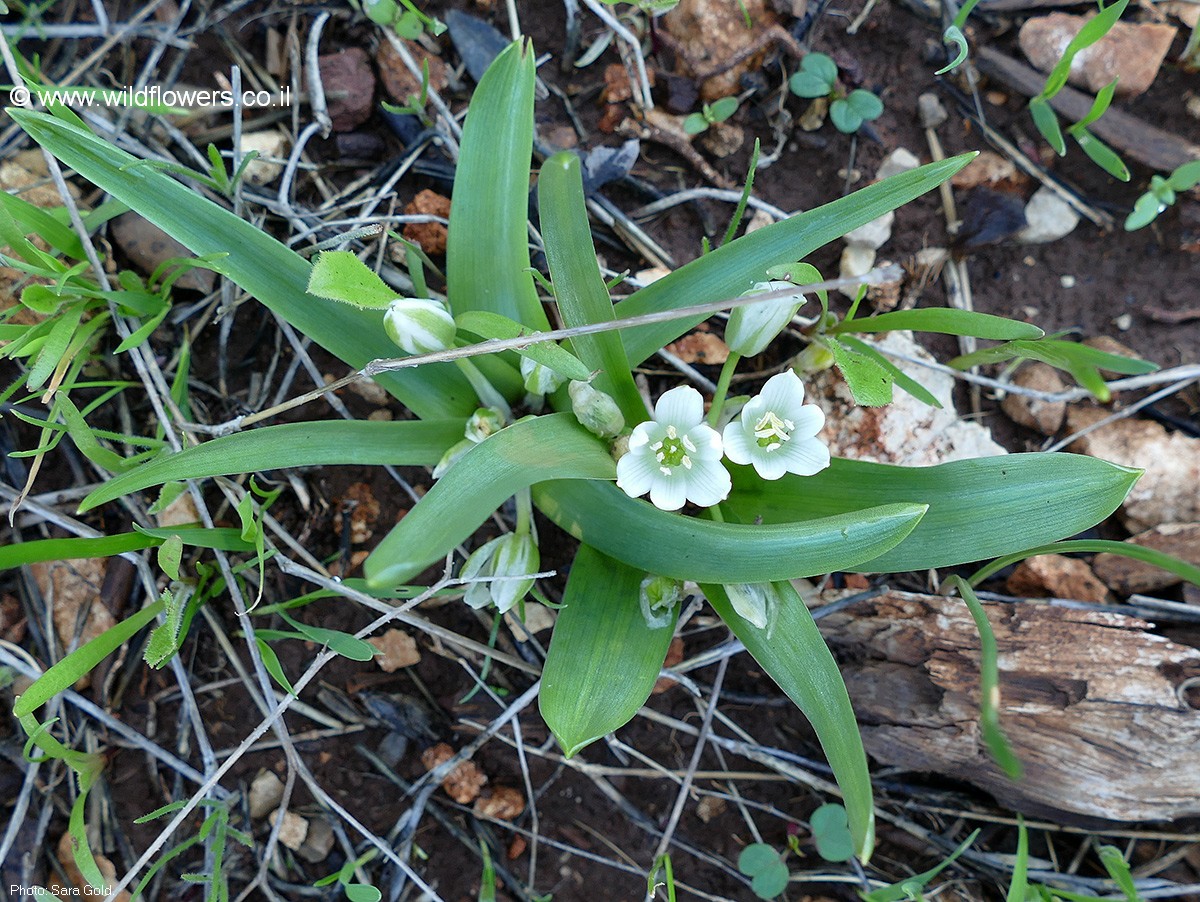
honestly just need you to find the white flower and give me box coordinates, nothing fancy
[462,532,539,613]
[616,386,731,511]
[724,280,808,357]
[383,298,456,356]
[722,370,829,481]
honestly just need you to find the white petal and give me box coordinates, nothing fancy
[649,474,688,511]
[682,459,731,507]
[760,369,806,413]
[616,449,657,498]
[654,385,704,428]
[790,403,825,438]
[751,452,789,481]
[738,394,769,430]
[627,421,659,451]
[722,422,754,465]
[686,423,724,460]
[778,436,831,476]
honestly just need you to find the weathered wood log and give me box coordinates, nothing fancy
[975,46,1200,174]
[817,591,1200,822]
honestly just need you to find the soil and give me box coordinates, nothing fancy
[2,0,1200,900]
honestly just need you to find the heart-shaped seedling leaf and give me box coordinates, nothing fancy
[811,803,856,862]
[844,89,883,122]
[738,844,790,900]
[789,52,837,98]
[828,98,863,134]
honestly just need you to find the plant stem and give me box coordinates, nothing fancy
[706,352,741,427]
[514,487,533,537]
[455,358,512,421]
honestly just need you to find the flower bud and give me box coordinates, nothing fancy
[640,575,683,630]
[520,356,567,396]
[568,380,625,439]
[383,298,456,356]
[432,437,473,479]
[794,341,835,374]
[465,407,505,443]
[724,281,807,357]
[724,582,780,633]
[462,532,539,613]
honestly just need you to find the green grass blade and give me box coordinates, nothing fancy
[538,151,645,423]
[9,108,476,419]
[446,40,548,330]
[703,580,875,861]
[0,533,158,569]
[533,480,927,582]
[14,599,167,717]
[946,576,1023,778]
[364,414,615,589]
[833,308,1044,340]
[1008,816,1029,902]
[968,539,1200,588]
[540,544,676,756]
[724,454,1139,572]
[79,419,463,511]
[614,155,976,365]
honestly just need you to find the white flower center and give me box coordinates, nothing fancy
[753,410,794,452]
[651,424,696,473]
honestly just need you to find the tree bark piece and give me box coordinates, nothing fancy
[818,591,1200,822]
[975,46,1200,174]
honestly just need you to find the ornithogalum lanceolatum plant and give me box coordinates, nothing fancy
[9,38,1149,870]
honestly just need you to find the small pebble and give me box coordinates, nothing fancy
[1114,313,1133,331]
[1060,275,1076,288]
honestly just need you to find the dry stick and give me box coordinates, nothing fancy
[1043,376,1200,453]
[631,188,790,222]
[203,267,903,434]
[580,0,653,110]
[648,657,729,880]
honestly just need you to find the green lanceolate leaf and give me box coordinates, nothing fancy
[446,40,548,330]
[833,308,1044,340]
[538,151,646,423]
[14,599,167,717]
[724,454,1140,572]
[79,419,463,511]
[704,581,875,861]
[540,544,677,756]
[9,108,477,418]
[533,480,927,582]
[614,155,975,364]
[364,414,615,589]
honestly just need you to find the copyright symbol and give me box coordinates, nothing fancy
[10,85,30,106]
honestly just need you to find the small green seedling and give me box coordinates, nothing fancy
[1125,160,1200,230]
[1027,0,1130,180]
[683,96,739,136]
[738,844,789,900]
[788,52,883,134]
[358,0,446,38]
